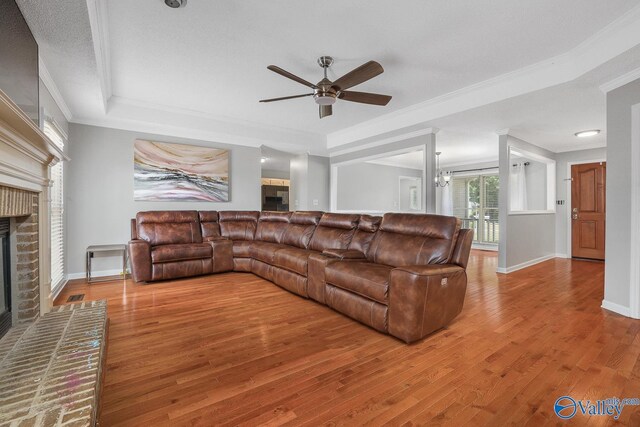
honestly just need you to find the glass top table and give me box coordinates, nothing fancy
[86,244,128,283]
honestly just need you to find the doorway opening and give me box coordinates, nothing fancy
[261,146,293,211]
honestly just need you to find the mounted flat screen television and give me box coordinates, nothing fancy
[0,0,39,125]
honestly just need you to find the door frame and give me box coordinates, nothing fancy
[630,103,640,319]
[566,158,606,260]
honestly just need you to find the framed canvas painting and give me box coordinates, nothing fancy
[134,139,229,202]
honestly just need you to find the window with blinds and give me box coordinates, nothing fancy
[450,174,499,244]
[43,121,65,291]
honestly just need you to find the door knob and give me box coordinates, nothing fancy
[572,208,578,213]
[572,214,578,220]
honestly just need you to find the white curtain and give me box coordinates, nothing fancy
[441,184,453,216]
[510,162,528,211]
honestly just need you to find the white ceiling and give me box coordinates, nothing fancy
[16,0,640,159]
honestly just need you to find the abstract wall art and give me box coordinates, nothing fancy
[134,139,229,202]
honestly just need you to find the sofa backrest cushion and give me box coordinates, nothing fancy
[282,211,323,249]
[219,211,259,241]
[136,211,202,246]
[348,215,382,255]
[366,213,460,266]
[198,211,221,240]
[255,211,291,243]
[309,213,359,252]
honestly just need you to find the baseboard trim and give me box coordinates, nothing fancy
[555,253,569,259]
[496,254,557,274]
[67,269,129,281]
[472,243,498,252]
[51,279,68,301]
[601,299,632,317]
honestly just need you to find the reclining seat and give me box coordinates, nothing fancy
[308,214,382,303]
[323,213,465,343]
[250,211,292,281]
[273,213,359,275]
[268,211,322,297]
[218,211,259,272]
[129,211,215,282]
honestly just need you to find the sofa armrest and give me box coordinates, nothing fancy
[389,264,467,343]
[451,229,474,268]
[207,239,234,273]
[322,249,366,260]
[128,239,151,282]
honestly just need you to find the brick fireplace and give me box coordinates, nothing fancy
[0,186,41,336]
[0,89,66,336]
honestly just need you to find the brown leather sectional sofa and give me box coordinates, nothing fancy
[129,210,473,343]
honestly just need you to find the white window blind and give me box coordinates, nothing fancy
[43,120,65,290]
[451,174,500,244]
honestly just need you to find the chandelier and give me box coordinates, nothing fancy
[434,152,451,187]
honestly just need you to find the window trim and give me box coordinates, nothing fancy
[43,118,66,292]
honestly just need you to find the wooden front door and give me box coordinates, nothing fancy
[571,162,606,260]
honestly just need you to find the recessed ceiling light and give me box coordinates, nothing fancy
[574,130,600,138]
[261,157,267,163]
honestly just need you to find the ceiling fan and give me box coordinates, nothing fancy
[260,56,392,119]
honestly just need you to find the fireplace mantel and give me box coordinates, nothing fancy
[0,88,68,316]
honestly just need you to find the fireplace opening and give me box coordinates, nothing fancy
[0,218,10,339]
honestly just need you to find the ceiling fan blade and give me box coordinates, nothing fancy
[259,93,314,103]
[267,65,317,89]
[319,104,332,119]
[331,61,384,91]
[338,91,392,106]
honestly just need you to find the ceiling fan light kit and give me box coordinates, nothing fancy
[164,0,186,8]
[260,56,392,119]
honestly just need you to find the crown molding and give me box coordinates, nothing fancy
[326,3,640,148]
[111,96,325,142]
[72,96,327,155]
[599,66,640,93]
[85,0,112,112]
[38,58,73,122]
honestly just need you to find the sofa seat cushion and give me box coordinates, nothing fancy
[273,248,316,276]
[232,240,253,258]
[325,261,393,305]
[151,244,212,264]
[250,241,288,264]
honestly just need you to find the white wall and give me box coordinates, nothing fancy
[289,153,330,211]
[39,81,69,137]
[524,159,547,210]
[604,78,640,316]
[289,154,308,211]
[498,135,556,272]
[554,147,606,257]
[336,162,422,212]
[66,123,262,277]
[262,169,289,179]
[308,155,330,211]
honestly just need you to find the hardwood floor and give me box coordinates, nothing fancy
[55,251,640,426]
